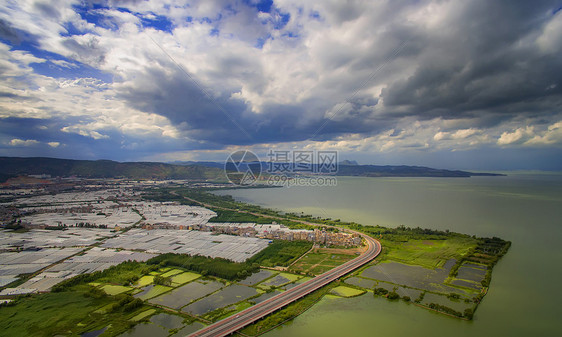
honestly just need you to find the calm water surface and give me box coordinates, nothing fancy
[215,173,562,337]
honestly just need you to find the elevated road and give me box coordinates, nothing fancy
[187,232,381,337]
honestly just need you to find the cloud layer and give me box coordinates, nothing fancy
[0,0,561,169]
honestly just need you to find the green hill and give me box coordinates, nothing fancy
[0,157,226,181]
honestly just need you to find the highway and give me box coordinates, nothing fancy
[187,232,381,337]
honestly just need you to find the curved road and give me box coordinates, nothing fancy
[187,231,381,337]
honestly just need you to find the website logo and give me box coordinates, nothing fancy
[224,150,262,186]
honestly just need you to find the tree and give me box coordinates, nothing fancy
[374,287,389,296]
[153,275,172,286]
[387,291,400,300]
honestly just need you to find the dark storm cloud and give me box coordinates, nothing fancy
[107,0,562,147]
[381,1,562,123]
[116,66,307,145]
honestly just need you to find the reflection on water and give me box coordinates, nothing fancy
[80,327,106,337]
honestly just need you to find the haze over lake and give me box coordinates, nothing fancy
[215,173,562,337]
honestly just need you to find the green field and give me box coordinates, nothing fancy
[278,272,302,283]
[381,238,478,269]
[130,309,156,322]
[330,286,366,298]
[171,271,201,285]
[102,284,134,295]
[135,285,173,300]
[290,249,357,275]
[161,268,185,278]
[0,290,151,337]
[135,275,154,287]
[247,240,313,267]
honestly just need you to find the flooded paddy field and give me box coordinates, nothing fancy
[374,281,396,292]
[116,309,204,337]
[395,286,423,300]
[450,279,480,290]
[362,259,454,286]
[422,292,474,312]
[149,313,184,330]
[250,290,283,304]
[239,269,274,286]
[148,280,223,309]
[182,284,259,316]
[117,323,168,337]
[359,259,472,296]
[456,264,487,282]
[344,276,377,289]
[171,322,206,336]
[260,273,300,288]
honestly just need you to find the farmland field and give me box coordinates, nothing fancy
[134,285,173,301]
[239,269,274,286]
[161,269,184,278]
[130,309,156,322]
[170,271,201,286]
[182,284,259,316]
[345,277,377,289]
[0,290,152,337]
[381,238,477,269]
[148,280,223,309]
[331,286,365,298]
[289,248,357,275]
[134,275,154,287]
[102,285,133,296]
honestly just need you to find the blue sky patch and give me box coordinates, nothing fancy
[30,60,113,82]
[73,3,119,31]
[250,0,274,13]
[255,35,271,48]
[140,14,175,33]
[9,41,112,82]
[273,12,290,29]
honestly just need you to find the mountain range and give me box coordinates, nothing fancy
[0,157,504,183]
[0,157,225,182]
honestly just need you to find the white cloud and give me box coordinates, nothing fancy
[434,128,480,141]
[9,138,39,146]
[60,126,109,140]
[524,121,562,146]
[497,126,535,146]
[47,141,61,148]
[50,59,78,69]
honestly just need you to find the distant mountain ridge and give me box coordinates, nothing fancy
[0,157,226,181]
[0,157,503,183]
[335,164,504,177]
[171,160,504,177]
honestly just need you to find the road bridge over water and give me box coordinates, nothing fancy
[187,232,381,337]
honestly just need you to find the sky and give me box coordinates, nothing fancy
[0,0,561,170]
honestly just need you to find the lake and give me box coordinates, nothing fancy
[214,173,562,337]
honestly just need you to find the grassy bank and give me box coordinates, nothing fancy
[240,283,336,336]
[0,287,152,336]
